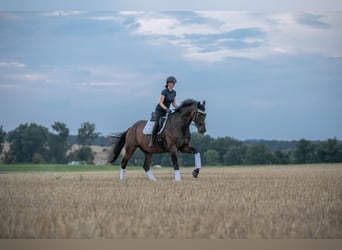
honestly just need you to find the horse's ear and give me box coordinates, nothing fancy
[202,100,206,106]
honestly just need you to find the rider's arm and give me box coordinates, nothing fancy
[159,95,168,110]
[172,97,178,109]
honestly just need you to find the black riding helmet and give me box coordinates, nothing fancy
[165,76,177,88]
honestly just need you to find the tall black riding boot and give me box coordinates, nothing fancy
[148,135,155,147]
[149,121,159,147]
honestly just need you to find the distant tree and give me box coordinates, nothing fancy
[204,149,220,166]
[71,122,101,164]
[77,122,101,146]
[190,133,212,154]
[0,125,6,155]
[273,150,290,164]
[7,123,49,163]
[317,138,341,163]
[223,144,247,165]
[294,139,316,164]
[77,146,94,164]
[337,143,342,163]
[48,122,70,163]
[244,144,273,165]
[32,153,45,164]
[129,148,144,166]
[210,136,242,163]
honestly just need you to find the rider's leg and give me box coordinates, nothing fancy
[149,109,163,147]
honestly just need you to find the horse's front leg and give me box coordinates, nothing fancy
[170,147,181,181]
[193,152,201,178]
[180,145,201,178]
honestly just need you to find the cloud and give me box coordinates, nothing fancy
[115,11,342,62]
[0,83,18,89]
[6,73,48,81]
[73,66,159,98]
[43,10,83,17]
[119,12,270,62]
[90,15,119,21]
[86,81,121,87]
[0,61,26,68]
[295,13,331,29]
[0,12,23,20]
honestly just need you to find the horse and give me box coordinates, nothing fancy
[108,99,207,181]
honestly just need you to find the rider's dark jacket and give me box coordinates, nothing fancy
[152,88,176,138]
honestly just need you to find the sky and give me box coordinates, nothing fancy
[0,2,342,140]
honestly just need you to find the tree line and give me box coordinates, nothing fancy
[1,123,342,166]
[0,122,100,164]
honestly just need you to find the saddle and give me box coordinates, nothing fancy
[143,112,168,135]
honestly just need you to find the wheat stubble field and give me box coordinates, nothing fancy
[0,164,341,238]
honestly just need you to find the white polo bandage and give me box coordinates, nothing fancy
[195,153,201,169]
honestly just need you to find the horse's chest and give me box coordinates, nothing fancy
[177,136,190,148]
[164,131,190,149]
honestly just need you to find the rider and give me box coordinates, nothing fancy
[149,76,179,147]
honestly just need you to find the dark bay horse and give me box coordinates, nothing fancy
[109,99,207,181]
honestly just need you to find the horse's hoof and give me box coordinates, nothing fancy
[192,170,199,178]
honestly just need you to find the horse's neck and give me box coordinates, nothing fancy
[172,107,194,129]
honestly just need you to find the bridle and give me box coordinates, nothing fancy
[192,108,206,129]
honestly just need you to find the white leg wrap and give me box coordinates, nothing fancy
[195,153,201,169]
[146,170,157,181]
[120,169,126,180]
[174,170,181,181]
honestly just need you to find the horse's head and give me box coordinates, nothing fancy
[193,100,207,134]
[174,99,207,134]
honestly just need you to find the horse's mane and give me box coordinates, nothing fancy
[174,99,197,113]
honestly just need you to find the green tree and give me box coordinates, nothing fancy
[78,122,101,146]
[190,133,212,154]
[204,149,219,166]
[337,143,342,162]
[223,144,247,165]
[7,123,49,163]
[316,138,339,163]
[130,148,144,166]
[210,136,242,164]
[48,122,70,163]
[273,150,290,164]
[244,144,273,165]
[78,146,94,164]
[294,139,316,164]
[0,125,6,155]
[71,122,100,164]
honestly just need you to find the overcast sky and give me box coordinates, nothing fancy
[0,2,341,140]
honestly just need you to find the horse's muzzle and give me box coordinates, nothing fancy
[198,127,206,134]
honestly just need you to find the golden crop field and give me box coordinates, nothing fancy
[0,164,341,238]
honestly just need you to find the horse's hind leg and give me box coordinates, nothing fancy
[143,153,156,181]
[170,147,181,181]
[119,145,136,180]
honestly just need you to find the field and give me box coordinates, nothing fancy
[0,164,341,238]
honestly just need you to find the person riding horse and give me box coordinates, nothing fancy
[109,98,207,181]
[149,76,179,147]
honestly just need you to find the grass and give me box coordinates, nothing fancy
[0,164,341,238]
[0,164,121,172]
[0,163,329,173]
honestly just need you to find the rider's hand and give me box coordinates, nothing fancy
[165,108,171,114]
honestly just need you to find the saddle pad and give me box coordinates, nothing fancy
[143,121,155,135]
[143,115,168,135]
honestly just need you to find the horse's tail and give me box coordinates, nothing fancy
[108,130,128,164]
